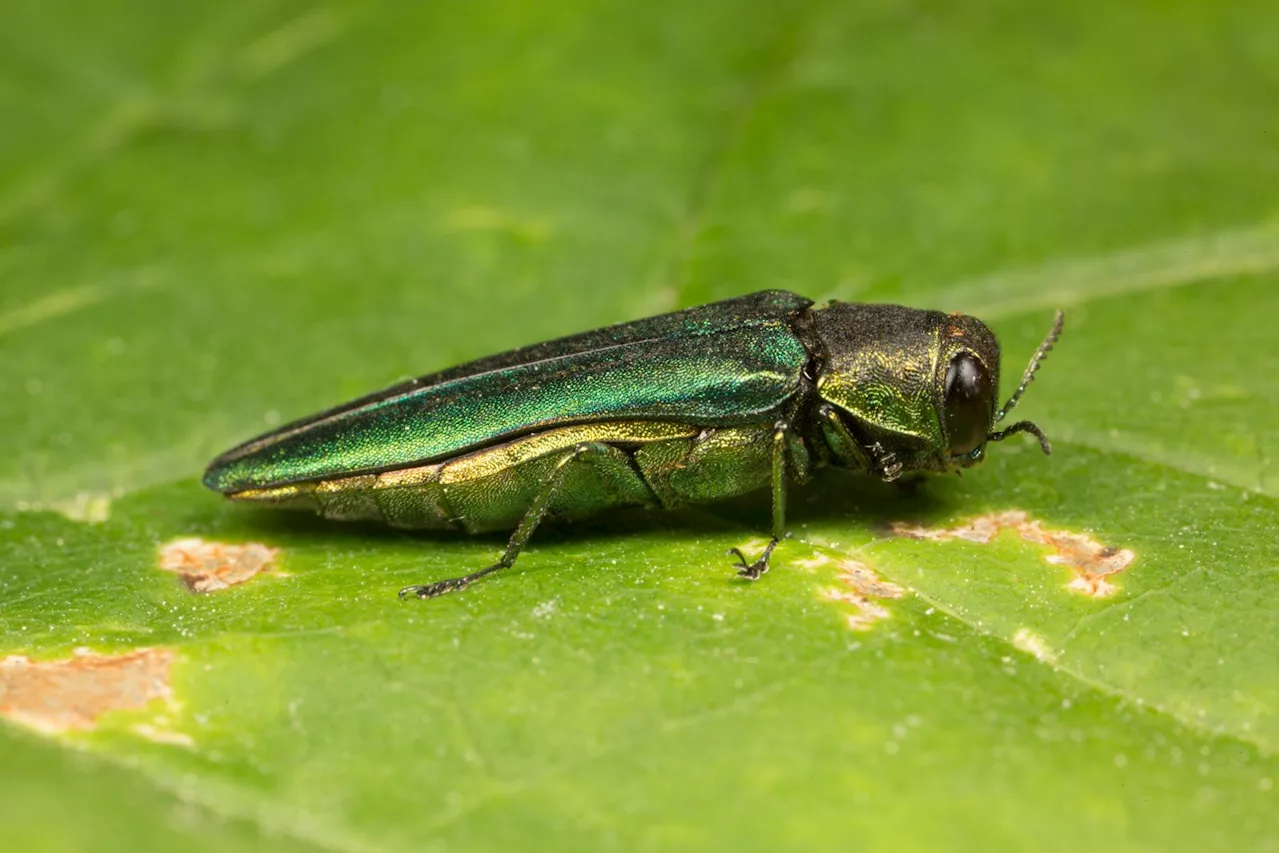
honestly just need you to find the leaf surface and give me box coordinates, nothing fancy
[1,2,1275,850]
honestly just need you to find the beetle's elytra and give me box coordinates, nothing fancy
[204,291,1064,598]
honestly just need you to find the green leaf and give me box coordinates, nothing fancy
[1,1,1275,851]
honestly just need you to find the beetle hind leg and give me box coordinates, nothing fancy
[399,560,509,599]
[400,441,632,600]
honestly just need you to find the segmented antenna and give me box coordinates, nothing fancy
[988,420,1051,455]
[994,310,1065,424]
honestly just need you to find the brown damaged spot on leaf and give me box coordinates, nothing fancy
[160,537,279,592]
[0,648,173,734]
[818,556,906,630]
[891,510,1133,597]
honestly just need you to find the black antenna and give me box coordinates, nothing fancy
[987,310,1064,456]
[988,420,1051,454]
[994,310,1064,424]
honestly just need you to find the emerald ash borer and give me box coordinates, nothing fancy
[204,291,1063,598]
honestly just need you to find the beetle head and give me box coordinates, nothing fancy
[809,302,1062,478]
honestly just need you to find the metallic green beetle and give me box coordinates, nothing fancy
[204,291,1063,598]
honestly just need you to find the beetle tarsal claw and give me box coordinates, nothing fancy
[728,538,779,581]
[868,441,902,482]
[399,578,470,599]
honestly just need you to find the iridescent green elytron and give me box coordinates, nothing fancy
[204,291,1064,598]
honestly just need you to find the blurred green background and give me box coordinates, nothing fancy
[0,1,1275,851]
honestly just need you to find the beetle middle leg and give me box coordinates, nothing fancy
[728,421,790,581]
[400,442,624,599]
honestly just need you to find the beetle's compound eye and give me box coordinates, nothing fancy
[943,353,993,457]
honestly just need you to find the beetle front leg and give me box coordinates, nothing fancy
[728,421,789,581]
[819,405,901,482]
